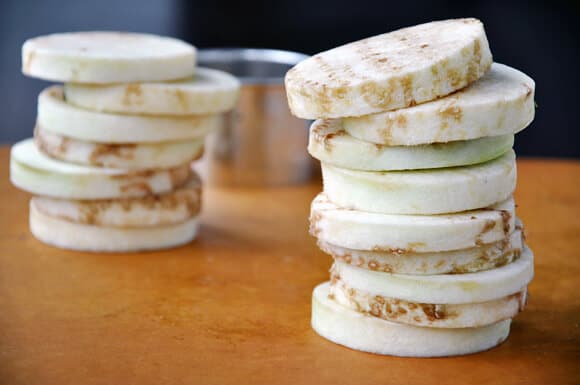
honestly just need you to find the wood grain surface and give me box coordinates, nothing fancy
[0,147,578,385]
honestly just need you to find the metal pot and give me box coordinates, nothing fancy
[196,48,312,186]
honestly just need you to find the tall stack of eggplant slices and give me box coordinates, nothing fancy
[285,19,535,357]
[11,32,239,252]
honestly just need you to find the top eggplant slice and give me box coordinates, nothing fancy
[285,18,492,119]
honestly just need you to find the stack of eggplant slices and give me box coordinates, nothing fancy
[11,32,239,252]
[285,18,536,357]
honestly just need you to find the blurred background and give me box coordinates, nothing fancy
[0,0,578,157]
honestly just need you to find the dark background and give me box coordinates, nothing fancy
[1,0,578,157]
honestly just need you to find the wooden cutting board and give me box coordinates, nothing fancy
[0,148,578,385]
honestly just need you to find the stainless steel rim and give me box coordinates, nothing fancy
[197,48,309,84]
